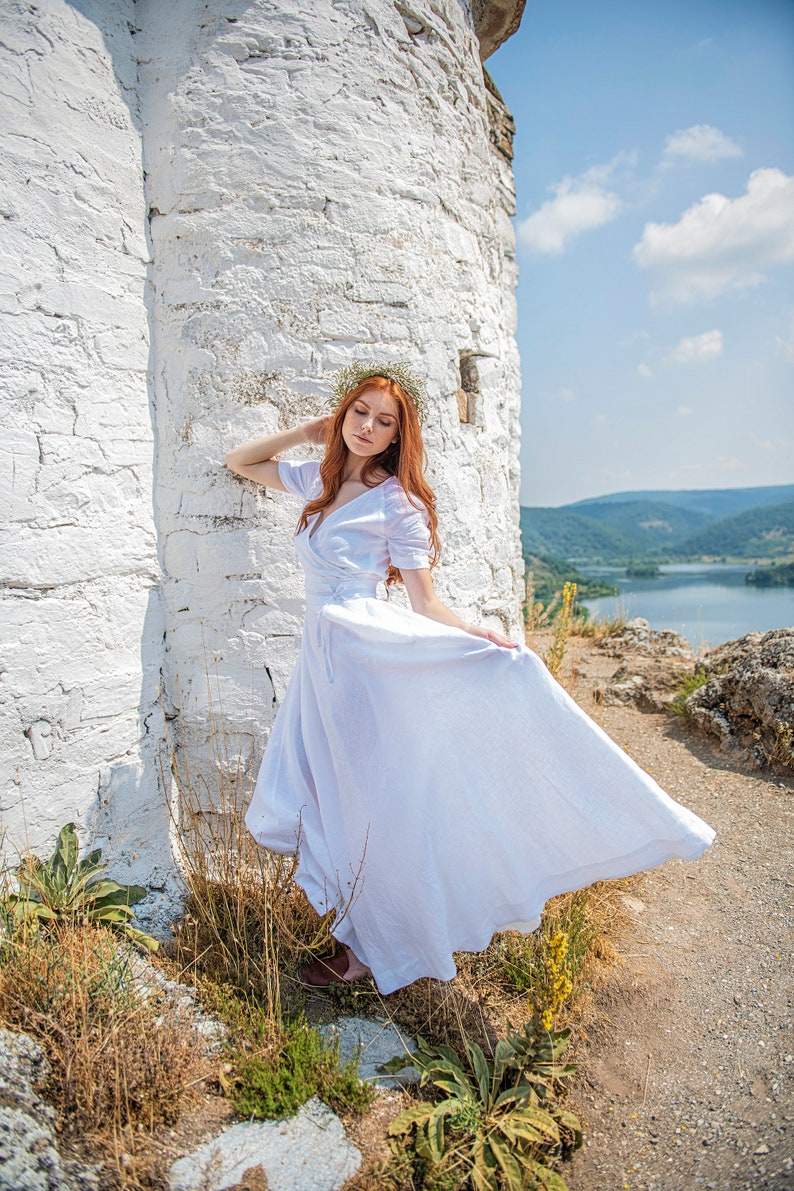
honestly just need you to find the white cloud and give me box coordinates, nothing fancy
[677,405,693,417]
[633,168,794,303]
[668,329,723,364]
[619,330,650,347]
[662,124,742,164]
[557,387,575,402]
[637,363,654,379]
[518,158,625,255]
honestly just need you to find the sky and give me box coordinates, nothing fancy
[487,0,794,507]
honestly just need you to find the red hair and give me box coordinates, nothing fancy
[297,376,440,584]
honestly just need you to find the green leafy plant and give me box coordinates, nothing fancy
[386,1019,582,1190]
[669,668,714,717]
[229,1016,374,1119]
[5,822,158,951]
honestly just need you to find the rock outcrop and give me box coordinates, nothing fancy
[0,1028,98,1191]
[596,618,695,713]
[686,628,794,770]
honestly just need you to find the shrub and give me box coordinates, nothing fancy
[386,1020,582,1190]
[0,920,205,1139]
[231,1017,373,1120]
[669,669,712,717]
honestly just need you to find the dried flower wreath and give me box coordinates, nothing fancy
[329,360,428,424]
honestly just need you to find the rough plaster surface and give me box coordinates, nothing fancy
[168,1096,361,1191]
[0,0,173,899]
[1,0,524,899]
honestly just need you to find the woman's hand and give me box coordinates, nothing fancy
[463,624,519,649]
[301,415,331,445]
[402,569,519,649]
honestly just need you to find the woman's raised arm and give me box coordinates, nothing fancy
[225,416,329,488]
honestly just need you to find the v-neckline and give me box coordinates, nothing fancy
[308,475,394,542]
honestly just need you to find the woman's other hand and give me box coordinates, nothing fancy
[402,568,518,649]
[464,624,519,649]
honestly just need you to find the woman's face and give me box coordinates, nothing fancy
[341,387,399,459]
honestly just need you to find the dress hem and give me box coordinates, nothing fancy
[285,827,716,996]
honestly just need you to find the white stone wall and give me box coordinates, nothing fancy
[0,0,173,897]
[140,0,523,789]
[1,0,523,899]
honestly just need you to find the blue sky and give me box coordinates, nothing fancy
[488,0,794,507]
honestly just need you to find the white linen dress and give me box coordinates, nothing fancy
[245,458,716,995]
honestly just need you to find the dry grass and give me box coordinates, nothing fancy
[162,673,340,1018]
[0,918,208,1189]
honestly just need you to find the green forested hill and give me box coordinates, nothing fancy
[568,500,710,548]
[523,553,618,603]
[521,487,794,565]
[519,506,635,561]
[677,500,794,559]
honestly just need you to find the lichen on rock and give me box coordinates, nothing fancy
[685,628,794,770]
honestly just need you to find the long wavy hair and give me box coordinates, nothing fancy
[297,376,440,584]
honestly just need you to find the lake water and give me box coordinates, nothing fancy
[579,562,794,650]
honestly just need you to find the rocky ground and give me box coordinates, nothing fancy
[559,629,793,1191]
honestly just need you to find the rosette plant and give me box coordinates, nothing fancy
[6,822,158,951]
[385,1019,582,1190]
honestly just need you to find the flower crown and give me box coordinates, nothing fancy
[328,360,428,424]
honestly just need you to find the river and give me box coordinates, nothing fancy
[578,562,794,650]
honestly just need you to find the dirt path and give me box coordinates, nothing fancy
[562,637,794,1191]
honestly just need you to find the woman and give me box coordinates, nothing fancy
[225,362,715,995]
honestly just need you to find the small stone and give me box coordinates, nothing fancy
[318,1017,419,1088]
[754,1143,770,1155]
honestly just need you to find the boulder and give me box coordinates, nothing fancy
[0,1028,98,1191]
[598,618,694,660]
[168,1097,360,1191]
[596,618,695,711]
[685,628,794,769]
[318,1017,419,1088]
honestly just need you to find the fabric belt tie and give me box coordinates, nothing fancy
[306,580,379,684]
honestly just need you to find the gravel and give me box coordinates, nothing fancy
[563,635,793,1191]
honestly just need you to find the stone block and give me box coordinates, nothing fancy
[168,1097,361,1191]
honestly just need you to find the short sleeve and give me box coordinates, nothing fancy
[277,459,322,500]
[386,485,431,570]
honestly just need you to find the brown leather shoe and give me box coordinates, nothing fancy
[298,950,354,987]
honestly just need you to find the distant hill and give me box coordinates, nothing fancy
[677,500,794,559]
[519,507,635,562]
[568,499,710,549]
[566,484,794,521]
[520,483,794,564]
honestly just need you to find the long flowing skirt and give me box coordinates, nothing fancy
[245,597,715,994]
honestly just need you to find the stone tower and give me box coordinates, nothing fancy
[0,0,525,914]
